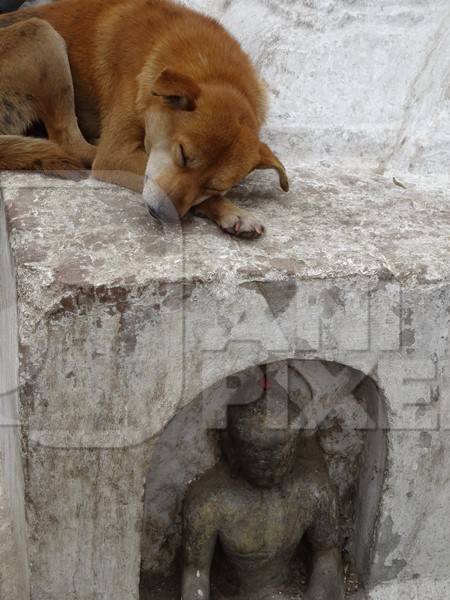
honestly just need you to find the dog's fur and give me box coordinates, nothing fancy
[0,0,288,237]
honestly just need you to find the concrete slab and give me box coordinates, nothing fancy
[1,165,450,598]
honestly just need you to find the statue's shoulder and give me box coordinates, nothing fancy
[184,463,230,513]
[295,458,336,504]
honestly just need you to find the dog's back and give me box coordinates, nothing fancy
[1,0,267,129]
[0,0,287,234]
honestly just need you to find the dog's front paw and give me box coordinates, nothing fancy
[219,210,265,239]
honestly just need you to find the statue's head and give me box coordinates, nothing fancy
[225,378,302,488]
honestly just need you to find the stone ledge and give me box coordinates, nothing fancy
[2,167,450,289]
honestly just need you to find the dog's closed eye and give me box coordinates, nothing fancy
[179,144,188,168]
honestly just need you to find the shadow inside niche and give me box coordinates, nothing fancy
[140,554,364,600]
[139,360,386,600]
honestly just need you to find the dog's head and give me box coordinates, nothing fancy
[138,69,289,222]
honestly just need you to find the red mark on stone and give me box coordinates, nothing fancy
[259,376,272,391]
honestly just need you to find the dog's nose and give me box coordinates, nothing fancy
[143,172,180,224]
[146,204,160,220]
[145,199,180,224]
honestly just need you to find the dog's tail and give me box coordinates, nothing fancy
[0,136,85,176]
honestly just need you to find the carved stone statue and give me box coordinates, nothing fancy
[182,377,345,600]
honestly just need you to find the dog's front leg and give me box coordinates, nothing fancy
[92,113,148,193]
[193,196,265,239]
[92,147,148,193]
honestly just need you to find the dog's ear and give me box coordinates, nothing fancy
[151,69,200,111]
[255,142,289,192]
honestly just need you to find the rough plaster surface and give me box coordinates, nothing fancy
[0,198,29,600]
[189,0,450,183]
[370,578,450,600]
[1,0,450,598]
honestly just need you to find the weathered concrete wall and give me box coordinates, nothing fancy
[2,163,450,598]
[353,375,388,582]
[0,196,29,600]
[189,0,450,183]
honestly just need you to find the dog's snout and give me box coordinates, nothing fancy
[146,204,160,219]
[145,198,180,224]
[143,173,180,223]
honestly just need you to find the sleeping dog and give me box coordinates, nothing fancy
[0,0,289,237]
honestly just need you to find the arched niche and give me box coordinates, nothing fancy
[139,359,387,599]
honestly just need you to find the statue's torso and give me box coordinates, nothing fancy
[210,464,323,597]
[218,474,315,556]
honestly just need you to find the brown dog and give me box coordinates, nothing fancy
[0,0,289,237]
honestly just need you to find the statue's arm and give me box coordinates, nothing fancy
[182,488,218,600]
[304,546,344,600]
[304,489,345,600]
